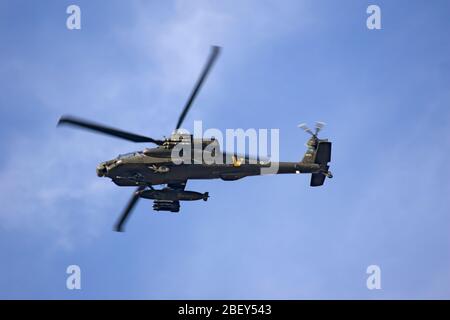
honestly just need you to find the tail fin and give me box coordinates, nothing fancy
[315,141,331,164]
[310,141,332,187]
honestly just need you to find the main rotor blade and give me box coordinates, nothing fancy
[58,116,164,145]
[114,186,146,232]
[175,45,221,130]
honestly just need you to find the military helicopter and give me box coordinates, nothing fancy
[58,46,333,232]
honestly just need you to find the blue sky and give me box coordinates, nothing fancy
[1,0,449,299]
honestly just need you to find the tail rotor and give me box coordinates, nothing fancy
[298,121,333,187]
[298,121,326,138]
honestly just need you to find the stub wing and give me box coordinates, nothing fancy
[167,181,187,191]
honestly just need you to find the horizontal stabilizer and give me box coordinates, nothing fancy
[310,173,326,187]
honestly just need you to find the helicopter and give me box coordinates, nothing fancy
[57,46,333,232]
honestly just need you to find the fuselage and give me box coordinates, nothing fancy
[96,147,320,187]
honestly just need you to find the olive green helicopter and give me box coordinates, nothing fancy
[58,46,332,232]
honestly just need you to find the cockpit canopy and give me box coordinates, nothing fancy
[117,151,142,159]
[164,133,221,152]
[142,135,221,158]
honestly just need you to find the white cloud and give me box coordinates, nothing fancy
[122,0,310,93]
